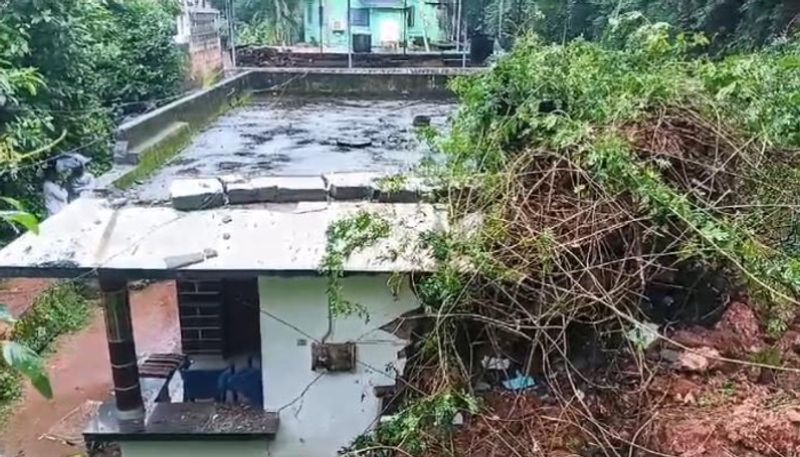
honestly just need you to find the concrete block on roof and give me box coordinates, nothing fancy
[226,177,278,204]
[170,178,225,210]
[322,172,385,200]
[268,176,327,202]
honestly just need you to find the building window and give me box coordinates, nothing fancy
[350,8,370,27]
[406,6,414,28]
[307,1,313,23]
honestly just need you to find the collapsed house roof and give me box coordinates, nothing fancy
[0,198,446,278]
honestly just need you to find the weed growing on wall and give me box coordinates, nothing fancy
[321,211,391,319]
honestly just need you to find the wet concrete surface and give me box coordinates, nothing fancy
[130,96,455,202]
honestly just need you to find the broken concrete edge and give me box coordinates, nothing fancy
[169,173,448,210]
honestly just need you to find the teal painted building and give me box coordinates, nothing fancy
[303,0,444,50]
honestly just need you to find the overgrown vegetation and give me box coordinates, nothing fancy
[0,283,90,415]
[321,211,391,319]
[347,18,800,457]
[0,0,186,221]
[473,0,799,53]
[345,391,479,456]
[213,0,301,46]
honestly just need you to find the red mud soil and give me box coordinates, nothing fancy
[0,280,179,457]
[437,301,800,457]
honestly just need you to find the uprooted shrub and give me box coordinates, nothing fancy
[346,22,800,457]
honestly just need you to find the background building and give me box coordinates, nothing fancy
[303,0,445,51]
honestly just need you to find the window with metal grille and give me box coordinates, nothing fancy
[350,8,370,26]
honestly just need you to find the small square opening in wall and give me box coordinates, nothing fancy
[311,342,356,372]
[350,8,370,27]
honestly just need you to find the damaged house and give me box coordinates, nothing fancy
[0,197,442,457]
[0,69,466,457]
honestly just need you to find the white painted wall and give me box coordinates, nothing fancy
[259,275,419,457]
[121,441,267,457]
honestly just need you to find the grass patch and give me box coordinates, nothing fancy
[112,93,252,190]
[112,124,193,190]
[0,283,92,421]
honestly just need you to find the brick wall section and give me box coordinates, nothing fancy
[188,11,223,84]
[177,279,224,355]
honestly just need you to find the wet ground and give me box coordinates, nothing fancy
[0,278,54,318]
[1,281,179,457]
[131,96,456,202]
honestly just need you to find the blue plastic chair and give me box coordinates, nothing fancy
[221,367,263,408]
[181,367,231,402]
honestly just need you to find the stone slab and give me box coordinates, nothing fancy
[322,172,385,200]
[225,176,278,204]
[170,178,224,211]
[267,176,327,202]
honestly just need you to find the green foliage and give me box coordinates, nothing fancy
[2,342,51,399]
[347,390,479,456]
[0,283,90,405]
[320,211,391,319]
[0,0,187,224]
[99,0,186,106]
[440,25,800,329]
[476,0,798,52]
[375,174,409,196]
[752,346,783,367]
[446,26,707,173]
[237,17,293,46]
[699,39,800,148]
[12,283,90,354]
[0,366,22,412]
[211,0,301,46]
[0,197,39,235]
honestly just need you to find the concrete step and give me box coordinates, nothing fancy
[116,121,190,166]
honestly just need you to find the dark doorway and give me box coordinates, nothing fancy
[221,278,261,358]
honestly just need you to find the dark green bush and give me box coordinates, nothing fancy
[13,283,90,353]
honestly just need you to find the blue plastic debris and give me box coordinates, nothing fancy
[502,371,536,391]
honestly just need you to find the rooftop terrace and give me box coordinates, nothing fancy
[130,96,454,202]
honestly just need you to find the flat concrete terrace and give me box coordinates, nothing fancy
[130,96,455,202]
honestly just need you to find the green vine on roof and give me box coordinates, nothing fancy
[320,210,391,319]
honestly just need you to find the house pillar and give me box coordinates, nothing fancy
[100,276,144,420]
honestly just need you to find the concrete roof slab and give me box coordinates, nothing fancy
[0,198,446,278]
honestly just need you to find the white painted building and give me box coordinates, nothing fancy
[0,197,444,456]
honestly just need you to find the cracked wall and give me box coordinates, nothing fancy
[259,274,419,456]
